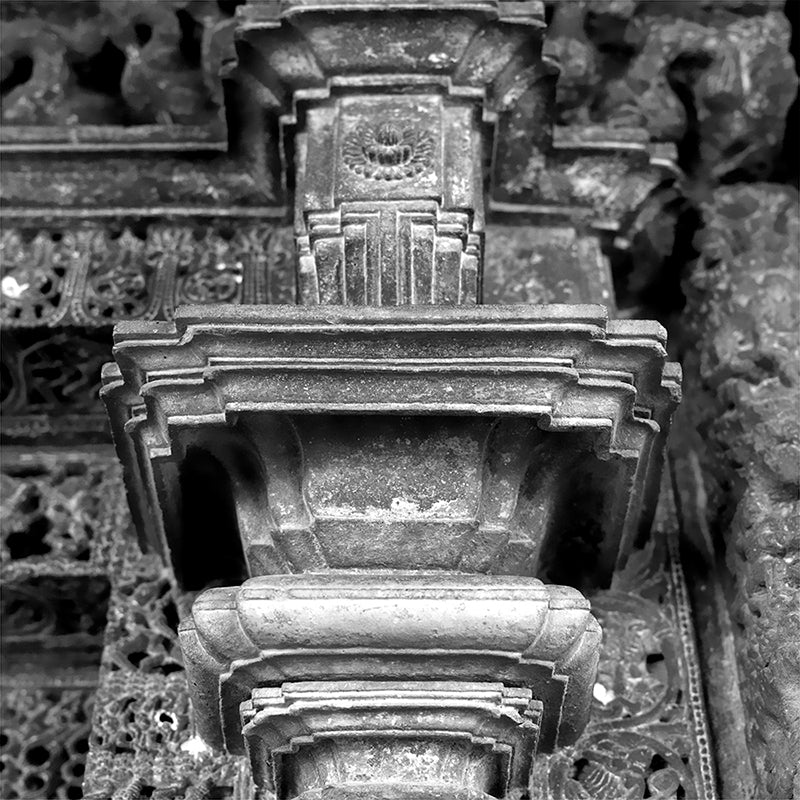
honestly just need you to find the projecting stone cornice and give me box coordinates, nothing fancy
[101,304,679,592]
[105,304,680,460]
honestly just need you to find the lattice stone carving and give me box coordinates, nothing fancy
[62,444,713,798]
[0,448,122,577]
[0,687,94,800]
[0,225,297,329]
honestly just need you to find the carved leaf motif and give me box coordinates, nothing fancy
[83,229,154,320]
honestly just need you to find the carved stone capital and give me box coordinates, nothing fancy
[102,305,679,589]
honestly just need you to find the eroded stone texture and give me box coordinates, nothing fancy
[545,2,797,181]
[673,184,800,798]
[0,0,237,126]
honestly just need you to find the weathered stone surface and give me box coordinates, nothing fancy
[674,183,800,798]
[0,0,235,126]
[0,2,734,798]
[546,3,797,180]
[0,224,296,328]
[0,448,713,800]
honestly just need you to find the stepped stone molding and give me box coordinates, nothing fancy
[102,304,680,589]
[179,572,600,793]
[0,220,626,333]
[226,1,677,304]
[240,682,541,797]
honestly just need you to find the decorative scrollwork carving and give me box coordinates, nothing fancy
[173,230,243,307]
[0,330,110,417]
[0,224,297,329]
[0,230,73,326]
[0,578,109,641]
[0,1,237,127]
[530,539,714,800]
[80,230,156,322]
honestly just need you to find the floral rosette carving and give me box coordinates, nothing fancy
[343,122,435,181]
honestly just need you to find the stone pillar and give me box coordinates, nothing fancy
[102,2,681,797]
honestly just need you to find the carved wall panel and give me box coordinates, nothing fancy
[0,449,115,800]
[65,444,712,799]
[0,0,237,129]
[0,224,297,328]
[0,687,94,800]
[1,330,112,443]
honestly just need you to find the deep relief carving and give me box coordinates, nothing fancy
[78,230,159,323]
[530,541,715,800]
[0,1,236,128]
[0,224,298,328]
[0,457,111,566]
[0,330,110,419]
[343,123,436,182]
[0,230,75,326]
[1,577,109,643]
[85,671,241,799]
